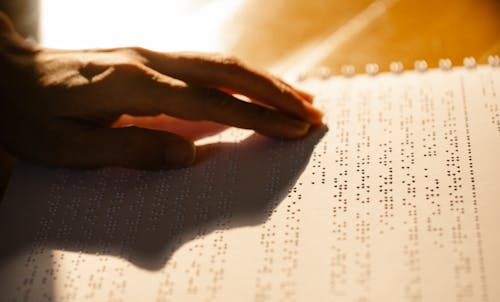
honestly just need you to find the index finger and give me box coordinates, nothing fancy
[136,49,323,125]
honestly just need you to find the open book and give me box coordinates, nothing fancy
[1,58,499,302]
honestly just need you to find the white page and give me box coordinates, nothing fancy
[0,65,499,302]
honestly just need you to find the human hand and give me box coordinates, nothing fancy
[0,13,322,169]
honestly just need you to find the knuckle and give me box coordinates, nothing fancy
[119,47,149,63]
[221,55,241,66]
[113,62,144,74]
[123,46,144,54]
[213,54,243,69]
[110,46,146,59]
[100,62,148,84]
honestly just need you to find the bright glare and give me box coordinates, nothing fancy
[40,0,243,51]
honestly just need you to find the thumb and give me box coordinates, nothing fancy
[45,125,196,169]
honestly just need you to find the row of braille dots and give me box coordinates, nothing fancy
[20,172,69,300]
[185,154,223,297]
[279,182,303,301]
[147,173,172,232]
[170,170,192,238]
[23,173,70,298]
[38,171,71,243]
[417,82,441,249]
[351,89,374,291]
[310,142,327,185]
[420,83,451,250]
[270,141,311,299]
[397,88,423,292]
[80,172,108,243]
[353,90,372,205]
[377,140,394,229]
[254,145,300,300]
[83,256,109,296]
[354,215,373,293]
[254,186,301,300]
[329,246,348,293]
[193,152,217,227]
[415,80,443,250]
[442,91,480,297]
[486,103,500,133]
[120,175,150,263]
[449,92,480,298]
[460,73,488,299]
[332,103,350,217]
[201,146,239,300]
[203,149,240,301]
[424,170,442,216]
[442,93,466,213]
[325,82,372,295]
[420,91,438,158]
[374,86,396,232]
[303,55,500,79]
[397,91,419,255]
[204,231,229,300]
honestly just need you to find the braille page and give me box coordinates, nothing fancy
[0,65,499,302]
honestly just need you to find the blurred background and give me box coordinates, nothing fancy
[2,0,500,72]
[1,0,500,195]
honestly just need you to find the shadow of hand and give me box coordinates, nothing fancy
[0,127,327,270]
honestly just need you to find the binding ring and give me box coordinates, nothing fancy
[463,57,476,68]
[365,63,379,75]
[414,60,428,72]
[319,67,331,79]
[438,58,452,70]
[297,72,308,82]
[389,61,404,73]
[341,65,356,77]
[297,54,497,81]
[488,55,500,67]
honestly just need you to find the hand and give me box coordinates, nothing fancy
[0,13,323,169]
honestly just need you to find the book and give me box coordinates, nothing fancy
[1,57,499,302]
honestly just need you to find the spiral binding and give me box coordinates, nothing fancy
[488,55,500,67]
[365,63,379,75]
[298,55,499,81]
[389,61,404,73]
[414,60,428,72]
[438,58,452,70]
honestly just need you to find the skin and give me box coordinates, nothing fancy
[0,11,323,170]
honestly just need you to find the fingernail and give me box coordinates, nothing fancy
[296,89,315,103]
[303,101,324,125]
[282,118,311,138]
[294,122,311,137]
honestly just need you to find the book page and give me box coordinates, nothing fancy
[0,65,499,302]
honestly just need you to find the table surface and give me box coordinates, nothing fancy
[1,0,499,199]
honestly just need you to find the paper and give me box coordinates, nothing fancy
[1,65,499,302]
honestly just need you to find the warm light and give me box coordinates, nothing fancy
[40,0,243,51]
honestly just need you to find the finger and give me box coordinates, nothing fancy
[276,78,314,103]
[218,88,277,109]
[112,114,228,141]
[136,50,323,125]
[40,123,195,169]
[224,74,315,104]
[179,88,312,138]
[105,78,312,139]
